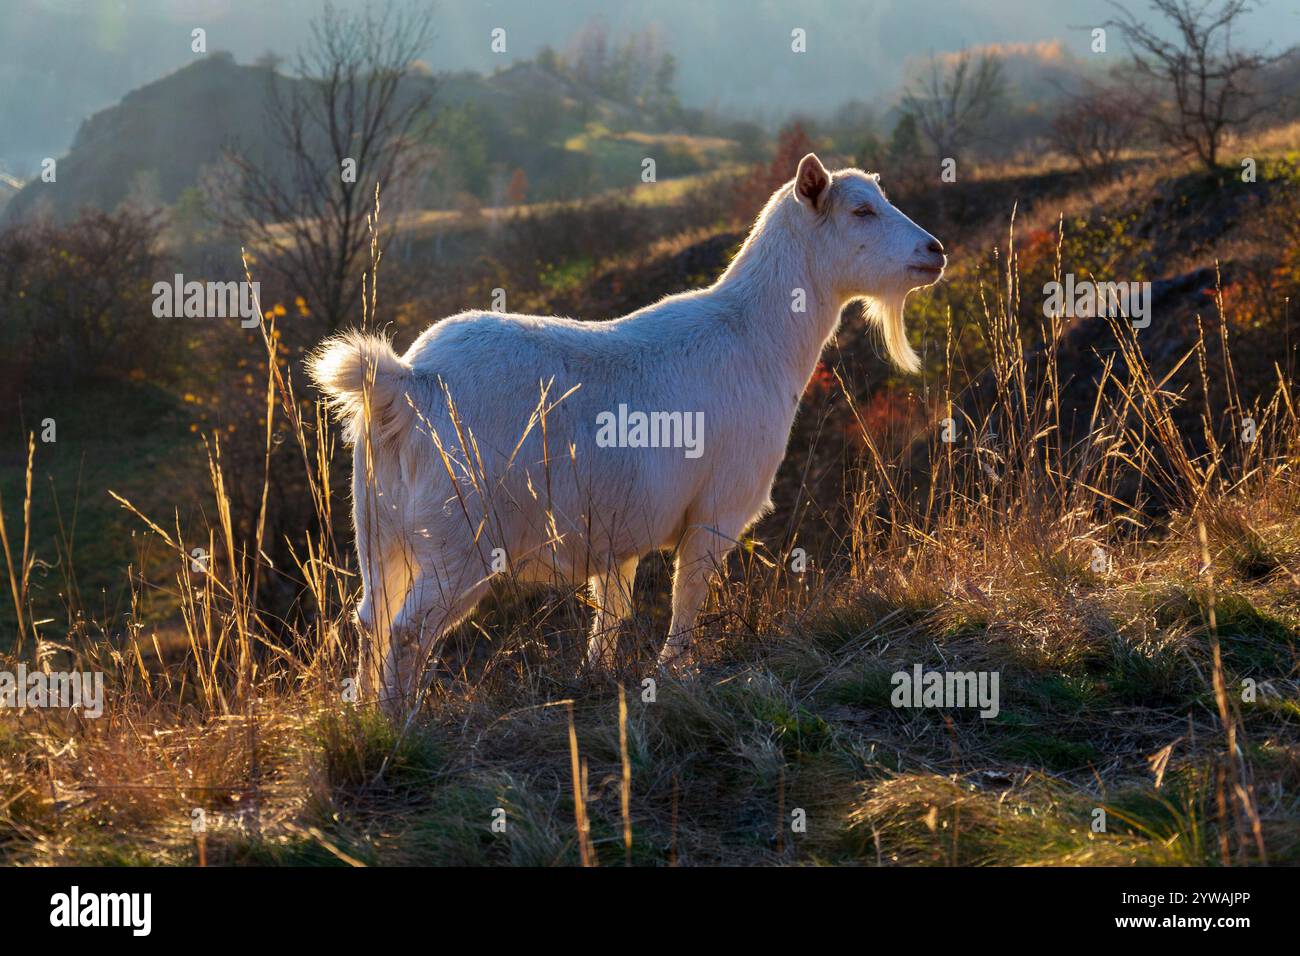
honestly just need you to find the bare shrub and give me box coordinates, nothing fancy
[0,207,174,398]
[1048,82,1145,177]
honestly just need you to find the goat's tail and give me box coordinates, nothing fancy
[307,331,415,444]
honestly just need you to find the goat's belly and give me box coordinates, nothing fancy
[488,482,680,581]
[506,532,657,585]
[445,412,784,575]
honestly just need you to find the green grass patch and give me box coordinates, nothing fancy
[0,378,199,643]
[988,724,1102,772]
[310,707,447,795]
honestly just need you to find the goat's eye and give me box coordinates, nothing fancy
[853,206,876,218]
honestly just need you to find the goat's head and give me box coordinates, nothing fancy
[790,152,945,373]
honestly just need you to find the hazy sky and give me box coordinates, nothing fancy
[2,0,1298,171]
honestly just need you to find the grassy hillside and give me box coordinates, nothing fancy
[2,127,1299,866]
[0,380,200,642]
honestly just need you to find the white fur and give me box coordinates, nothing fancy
[309,154,944,711]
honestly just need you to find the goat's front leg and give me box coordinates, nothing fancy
[586,556,639,671]
[657,521,738,672]
[379,556,492,717]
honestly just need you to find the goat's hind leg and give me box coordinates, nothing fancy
[351,438,384,634]
[585,556,639,672]
[350,444,413,700]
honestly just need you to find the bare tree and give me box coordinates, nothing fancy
[1107,0,1293,169]
[902,50,1006,162]
[1048,81,1145,177]
[214,1,435,331]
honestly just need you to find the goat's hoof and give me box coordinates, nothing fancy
[584,661,622,687]
[375,673,420,719]
[584,641,620,676]
[656,643,698,677]
[378,695,410,723]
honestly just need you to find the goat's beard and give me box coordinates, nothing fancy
[862,292,920,374]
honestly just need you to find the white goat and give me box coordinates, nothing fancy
[309,153,945,711]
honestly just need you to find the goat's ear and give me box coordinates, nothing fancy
[793,153,830,211]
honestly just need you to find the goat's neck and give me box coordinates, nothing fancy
[716,222,846,395]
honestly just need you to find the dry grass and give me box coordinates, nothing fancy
[2,165,1300,868]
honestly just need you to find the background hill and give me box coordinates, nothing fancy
[3,51,745,225]
[4,0,1291,177]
